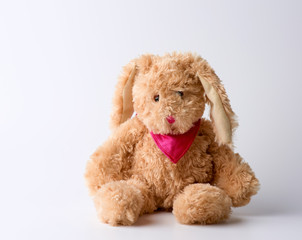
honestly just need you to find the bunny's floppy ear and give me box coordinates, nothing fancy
[110,62,137,129]
[110,54,154,129]
[193,57,238,147]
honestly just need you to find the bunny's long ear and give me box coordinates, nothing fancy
[110,62,137,129]
[110,54,154,129]
[194,57,238,147]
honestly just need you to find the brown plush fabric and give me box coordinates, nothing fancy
[85,52,259,226]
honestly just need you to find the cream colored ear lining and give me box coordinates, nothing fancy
[198,74,232,145]
[121,65,136,124]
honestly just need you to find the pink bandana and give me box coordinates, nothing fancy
[150,119,201,164]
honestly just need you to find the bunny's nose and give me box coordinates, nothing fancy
[166,116,175,124]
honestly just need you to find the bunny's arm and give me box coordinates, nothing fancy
[209,143,260,207]
[85,117,146,196]
[199,119,259,207]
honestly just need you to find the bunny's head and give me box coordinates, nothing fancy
[110,53,237,146]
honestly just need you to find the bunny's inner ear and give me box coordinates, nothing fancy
[121,66,136,124]
[198,73,232,146]
[110,63,136,129]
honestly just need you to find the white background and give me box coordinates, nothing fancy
[1,0,302,239]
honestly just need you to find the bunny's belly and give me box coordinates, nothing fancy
[132,133,214,208]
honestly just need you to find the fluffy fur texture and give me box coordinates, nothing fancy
[85,52,259,226]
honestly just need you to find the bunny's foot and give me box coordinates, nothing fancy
[173,183,231,224]
[94,180,144,226]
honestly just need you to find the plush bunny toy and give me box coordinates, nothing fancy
[85,52,259,226]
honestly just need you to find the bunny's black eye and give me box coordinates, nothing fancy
[154,95,160,102]
[177,91,184,97]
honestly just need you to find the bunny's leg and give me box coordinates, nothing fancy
[93,178,156,226]
[173,183,232,224]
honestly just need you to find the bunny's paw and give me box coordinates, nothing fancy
[94,181,143,226]
[173,184,232,224]
[230,171,260,207]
